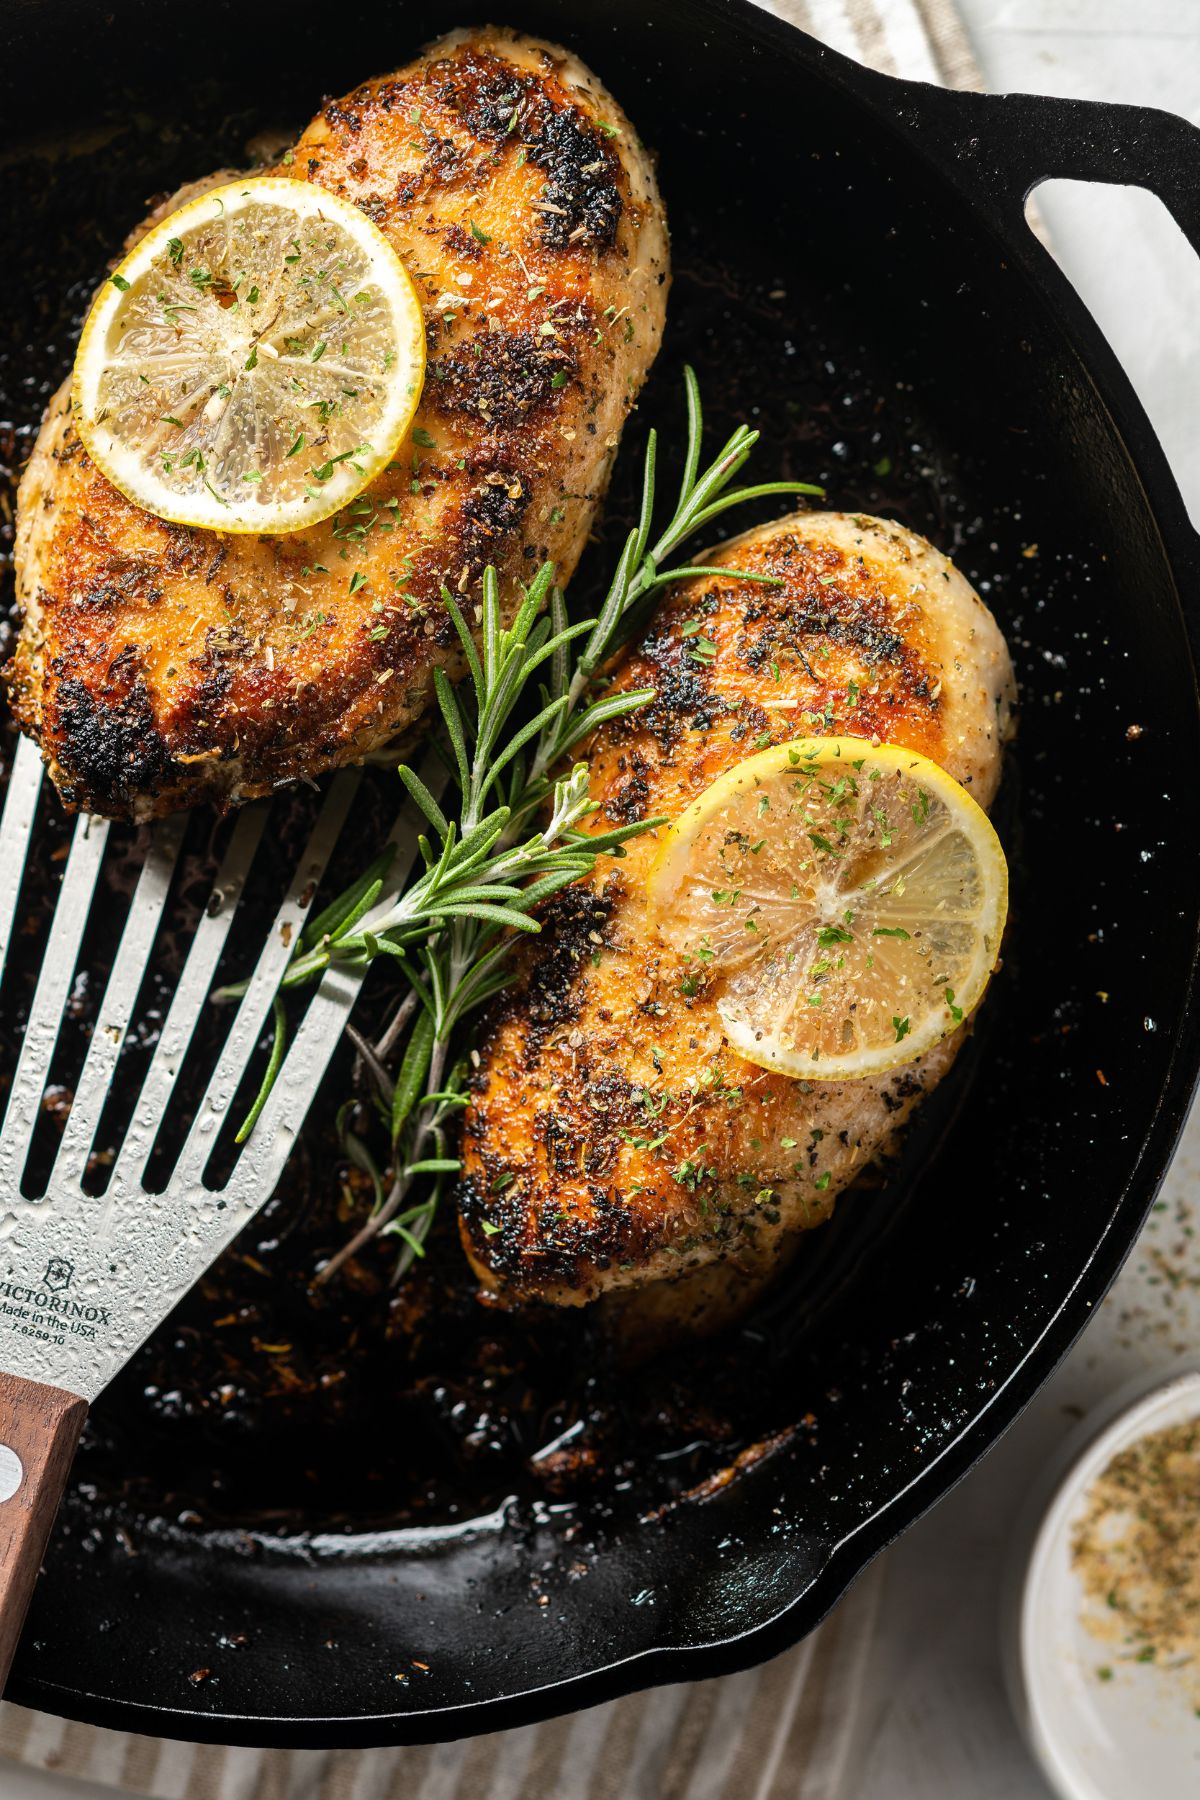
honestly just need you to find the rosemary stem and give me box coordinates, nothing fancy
[316,1164,408,1284]
[344,1021,394,1104]
[374,985,419,1063]
[315,937,465,1282]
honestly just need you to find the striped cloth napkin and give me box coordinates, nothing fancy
[0,1564,882,1800]
[0,2,982,1795]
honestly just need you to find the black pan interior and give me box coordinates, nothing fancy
[1,0,1198,1745]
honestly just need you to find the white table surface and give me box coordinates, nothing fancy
[6,4,1200,1797]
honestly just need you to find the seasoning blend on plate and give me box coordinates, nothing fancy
[1072,1414,1200,1706]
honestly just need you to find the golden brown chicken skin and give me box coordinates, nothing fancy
[9,27,668,819]
[458,512,1015,1319]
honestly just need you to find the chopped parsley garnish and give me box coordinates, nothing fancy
[309,447,360,482]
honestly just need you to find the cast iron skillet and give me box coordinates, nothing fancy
[2,0,1200,1748]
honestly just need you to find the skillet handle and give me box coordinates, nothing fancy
[917,88,1200,258]
[0,1371,87,1693]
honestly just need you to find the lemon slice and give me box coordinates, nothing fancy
[72,177,426,533]
[647,738,1008,1080]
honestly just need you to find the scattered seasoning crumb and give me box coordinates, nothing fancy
[1073,1415,1200,1707]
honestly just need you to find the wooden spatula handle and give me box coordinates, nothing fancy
[0,1371,87,1692]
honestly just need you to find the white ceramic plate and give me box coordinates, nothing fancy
[1003,1364,1200,1800]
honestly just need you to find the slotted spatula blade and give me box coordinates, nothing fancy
[0,736,437,1686]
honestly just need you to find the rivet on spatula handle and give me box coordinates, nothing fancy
[0,1370,87,1692]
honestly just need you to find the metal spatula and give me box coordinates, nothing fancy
[0,733,427,1688]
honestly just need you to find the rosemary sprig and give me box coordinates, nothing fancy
[507,366,821,824]
[224,368,822,1280]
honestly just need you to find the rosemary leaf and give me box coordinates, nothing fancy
[391,1007,434,1143]
[302,844,396,950]
[234,994,288,1144]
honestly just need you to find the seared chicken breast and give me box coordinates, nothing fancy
[458,512,1015,1321]
[10,27,668,819]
